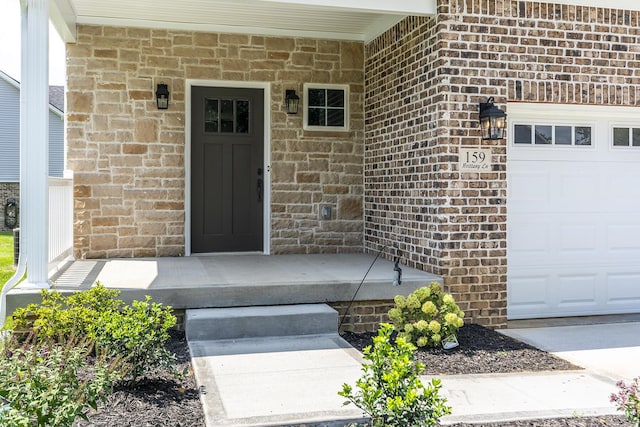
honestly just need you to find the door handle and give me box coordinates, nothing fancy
[257,178,263,202]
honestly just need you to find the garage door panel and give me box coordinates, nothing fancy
[556,274,598,306]
[510,164,602,213]
[508,266,640,318]
[607,224,640,253]
[509,170,549,205]
[510,216,600,265]
[507,274,549,308]
[559,224,597,253]
[557,172,599,206]
[508,105,640,319]
[606,172,640,200]
[606,272,640,303]
[508,221,549,255]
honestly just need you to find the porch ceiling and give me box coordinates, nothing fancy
[51,0,436,43]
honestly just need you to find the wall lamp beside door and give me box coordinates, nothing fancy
[285,89,299,115]
[156,82,170,110]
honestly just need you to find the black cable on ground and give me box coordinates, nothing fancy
[338,244,388,332]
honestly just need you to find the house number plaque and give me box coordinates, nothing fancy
[459,148,492,172]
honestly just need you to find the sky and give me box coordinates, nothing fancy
[0,0,66,86]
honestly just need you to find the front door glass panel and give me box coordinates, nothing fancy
[204,98,250,134]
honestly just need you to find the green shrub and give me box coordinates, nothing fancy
[90,296,177,380]
[10,284,177,381]
[388,282,464,348]
[0,334,126,427]
[10,284,122,339]
[339,323,451,427]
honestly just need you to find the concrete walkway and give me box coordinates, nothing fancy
[189,334,367,427]
[188,320,640,427]
[442,320,640,425]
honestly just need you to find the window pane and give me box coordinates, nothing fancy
[326,109,345,127]
[514,125,531,144]
[633,128,640,147]
[236,100,249,134]
[308,108,325,126]
[534,125,552,144]
[613,127,629,146]
[575,127,591,145]
[326,89,345,107]
[220,99,234,133]
[204,98,218,133]
[308,89,325,107]
[555,126,572,145]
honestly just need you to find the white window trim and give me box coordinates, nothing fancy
[610,124,640,149]
[511,122,595,148]
[303,83,349,132]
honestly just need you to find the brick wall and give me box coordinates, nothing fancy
[330,300,395,333]
[67,26,364,258]
[0,183,19,233]
[364,0,640,327]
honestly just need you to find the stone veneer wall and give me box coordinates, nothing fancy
[0,183,19,233]
[67,25,365,258]
[364,0,640,327]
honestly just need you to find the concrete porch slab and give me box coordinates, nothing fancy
[7,254,441,315]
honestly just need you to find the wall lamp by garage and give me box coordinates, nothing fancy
[479,96,507,140]
[285,89,300,114]
[156,82,170,110]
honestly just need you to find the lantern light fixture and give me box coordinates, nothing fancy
[156,82,170,110]
[479,96,507,140]
[285,89,300,115]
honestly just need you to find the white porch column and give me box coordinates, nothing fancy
[20,0,50,288]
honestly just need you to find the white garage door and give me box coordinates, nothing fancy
[508,104,640,319]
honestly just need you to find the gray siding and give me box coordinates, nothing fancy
[49,109,64,177]
[0,77,20,182]
[0,74,65,180]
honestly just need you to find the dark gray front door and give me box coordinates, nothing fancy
[191,86,264,253]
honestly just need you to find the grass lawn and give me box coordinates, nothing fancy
[0,232,16,291]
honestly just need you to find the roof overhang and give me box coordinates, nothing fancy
[50,0,77,42]
[50,0,436,44]
[50,0,640,46]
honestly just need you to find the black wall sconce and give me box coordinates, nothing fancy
[4,198,18,229]
[156,82,170,110]
[479,96,507,140]
[285,89,299,115]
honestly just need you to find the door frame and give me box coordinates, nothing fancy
[185,79,271,256]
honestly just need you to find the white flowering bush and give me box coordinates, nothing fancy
[388,282,465,348]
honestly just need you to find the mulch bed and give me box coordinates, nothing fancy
[341,324,634,427]
[340,323,580,375]
[71,324,633,427]
[74,329,205,427]
[350,416,632,427]
[446,416,633,427]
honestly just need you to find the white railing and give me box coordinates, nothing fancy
[48,177,74,272]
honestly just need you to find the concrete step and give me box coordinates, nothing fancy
[185,304,338,341]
